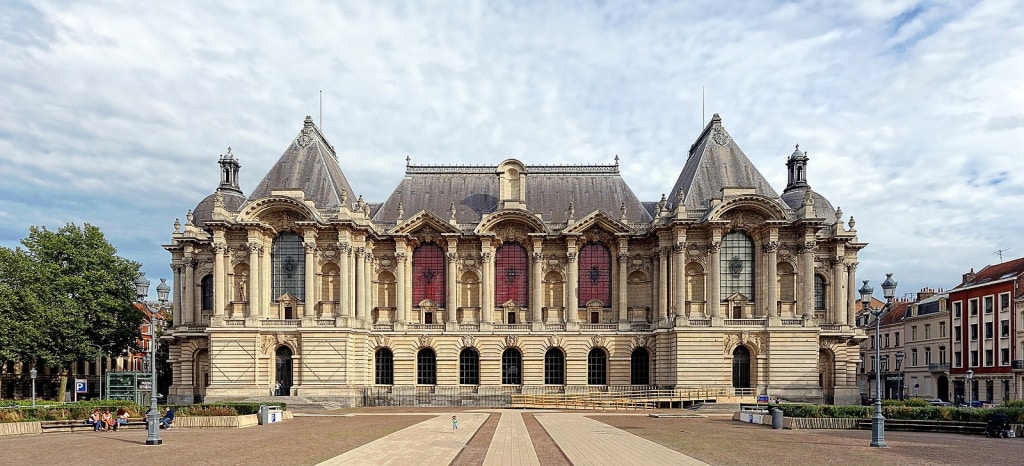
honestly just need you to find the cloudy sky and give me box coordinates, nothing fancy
[2,0,1022,300]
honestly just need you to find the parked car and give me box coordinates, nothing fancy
[926,398,951,406]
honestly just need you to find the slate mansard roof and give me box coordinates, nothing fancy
[190,114,843,231]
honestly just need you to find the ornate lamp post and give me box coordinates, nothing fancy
[860,273,898,448]
[136,272,163,446]
[30,369,37,408]
[966,369,974,407]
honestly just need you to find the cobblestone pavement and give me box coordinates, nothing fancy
[3,410,1024,465]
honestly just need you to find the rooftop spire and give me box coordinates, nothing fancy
[784,143,810,192]
[217,147,242,195]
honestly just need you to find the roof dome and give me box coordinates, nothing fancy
[780,187,837,225]
[192,191,247,227]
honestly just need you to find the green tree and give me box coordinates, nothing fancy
[0,247,46,396]
[2,223,143,401]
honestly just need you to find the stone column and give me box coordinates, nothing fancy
[847,262,859,325]
[800,239,815,318]
[566,237,579,323]
[184,254,195,323]
[832,255,845,324]
[618,238,629,323]
[213,242,226,317]
[247,240,261,317]
[658,240,669,322]
[708,231,722,319]
[303,238,317,317]
[338,241,351,317]
[532,238,544,322]
[673,236,685,322]
[395,240,408,323]
[262,239,272,317]
[481,238,494,323]
[172,263,183,325]
[446,238,458,323]
[765,239,779,318]
[354,247,365,321]
[363,243,375,321]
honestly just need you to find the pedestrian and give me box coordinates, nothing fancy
[274,381,281,396]
[452,415,458,433]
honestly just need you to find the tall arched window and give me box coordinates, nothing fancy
[685,263,705,302]
[417,348,436,385]
[732,346,751,388]
[272,232,305,300]
[413,244,445,307]
[544,348,565,385]
[200,275,213,311]
[579,243,611,306]
[720,232,754,301]
[459,348,479,385]
[375,348,393,385]
[631,348,650,385]
[814,274,826,310]
[495,243,528,306]
[588,348,607,385]
[778,262,796,301]
[502,348,522,385]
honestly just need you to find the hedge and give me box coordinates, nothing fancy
[0,400,286,423]
[773,403,1024,423]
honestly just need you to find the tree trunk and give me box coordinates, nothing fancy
[56,366,68,403]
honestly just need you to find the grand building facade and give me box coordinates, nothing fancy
[163,114,866,405]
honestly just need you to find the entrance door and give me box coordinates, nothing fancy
[732,346,751,388]
[591,312,600,324]
[275,346,293,396]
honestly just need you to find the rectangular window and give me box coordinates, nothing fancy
[984,296,994,314]
[954,325,961,342]
[912,326,918,341]
[970,350,979,367]
[881,356,889,371]
[953,301,962,319]
[925,324,931,339]
[895,332,900,346]
[1001,348,1010,365]
[1002,320,1010,338]
[985,322,993,339]
[940,322,946,337]
[970,324,978,341]
[925,347,932,365]
[970,298,979,316]
[954,351,962,367]
[885,334,890,348]
[939,346,946,364]
[1000,292,1011,312]
[985,349,994,366]
[911,348,919,366]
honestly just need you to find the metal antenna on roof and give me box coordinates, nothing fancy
[319,90,323,130]
[702,85,705,129]
[994,248,1011,262]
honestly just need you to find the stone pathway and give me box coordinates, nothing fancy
[316,412,487,466]
[534,413,708,466]
[483,410,540,466]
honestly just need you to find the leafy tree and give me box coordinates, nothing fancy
[1,223,143,401]
[0,247,47,396]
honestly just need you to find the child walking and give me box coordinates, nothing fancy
[452,415,458,433]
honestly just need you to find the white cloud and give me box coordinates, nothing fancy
[0,0,1021,297]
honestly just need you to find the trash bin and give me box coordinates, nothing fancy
[771,408,783,430]
[259,405,282,425]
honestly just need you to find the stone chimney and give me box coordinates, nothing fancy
[962,268,976,285]
[916,287,938,301]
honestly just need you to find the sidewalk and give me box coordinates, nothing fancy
[483,410,540,466]
[316,413,487,466]
[536,413,709,466]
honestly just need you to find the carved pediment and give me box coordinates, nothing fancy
[561,211,632,235]
[391,210,461,236]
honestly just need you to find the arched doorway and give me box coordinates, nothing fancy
[818,349,835,404]
[631,348,650,385]
[193,349,210,403]
[732,346,751,389]
[937,375,950,402]
[275,346,293,396]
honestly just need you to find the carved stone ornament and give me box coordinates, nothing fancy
[416,335,434,350]
[723,210,766,231]
[581,228,613,246]
[495,224,529,244]
[590,335,606,350]
[711,127,730,146]
[847,262,859,272]
[261,210,304,233]
[504,334,520,349]
[566,252,577,263]
[480,252,491,263]
[372,335,391,350]
[707,242,722,253]
[461,334,477,349]
[617,252,630,262]
[672,242,684,254]
[723,332,766,355]
[545,335,564,351]
[798,241,816,254]
[533,252,544,262]
[297,125,314,147]
[261,333,299,356]
[631,335,650,351]
[413,226,442,245]
[304,242,318,253]
[762,241,779,254]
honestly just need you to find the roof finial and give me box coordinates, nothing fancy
[449,202,457,223]
[566,201,575,222]
[173,218,181,233]
[614,154,619,166]
[356,195,365,212]
[186,209,194,225]
[620,202,627,223]
[406,155,411,167]
[397,202,404,221]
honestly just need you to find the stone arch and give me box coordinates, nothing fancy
[708,196,790,224]
[237,196,321,226]
[376,271,396,308]
[475,213,546,238]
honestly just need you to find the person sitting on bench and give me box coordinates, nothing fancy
[159,407,175,429]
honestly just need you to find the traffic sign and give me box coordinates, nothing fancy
[75,379,87,393]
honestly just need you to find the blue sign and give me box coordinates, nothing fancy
[757,395,770,403]
[75,379,87,393]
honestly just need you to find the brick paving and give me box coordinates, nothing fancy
[535,413,707,465]
[482,410,540,466]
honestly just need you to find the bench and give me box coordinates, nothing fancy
[856,418,987,435]
[40,420,149,434]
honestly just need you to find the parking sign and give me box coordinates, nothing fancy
[75,379,87,393]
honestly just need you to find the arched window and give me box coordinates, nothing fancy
[413,244,445,307]
[631,348,650,385]
[627,271,651,310]
[720,232,754,301]
[732,346,751,388]
[200,275,213,311]
[579,243,611,306]
[543,271,564,309]
[459,348,479,385]
[544,348,565,385]
[376,272,396,308]
[778,262,796,301]
[495,243,528,306]
[588,348,607,385]
[685,263,705,302]
[375,348,393,385]
[272,232,305,300]
[814,274,826,310]
[417,348,436,385]
[502,348,522,385]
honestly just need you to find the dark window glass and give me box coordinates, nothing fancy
[412,244,445,307]
[502,348,522,385]
[375,348,393,385]
[417,348,436,385]
[272,232,305,300]
[814,275,826,310]
[579,243,611,306]
[201,275,214,311]
[544,348,565,385]
[720,232,754,301]
[631,349,650,385]
[588,348,607,385]
[732,346,751,388]
[459,348,479,385]
[495,243,528,306]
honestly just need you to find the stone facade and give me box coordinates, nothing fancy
[163,114,866,405]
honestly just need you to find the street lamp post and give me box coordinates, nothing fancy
[966,369,974,407]
[860,273,898,448]
[136,272,163,446]
[30,369,37,408]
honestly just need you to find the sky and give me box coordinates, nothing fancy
[2,0,1022,301]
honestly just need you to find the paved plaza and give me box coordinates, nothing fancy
[3,409,1024,465]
